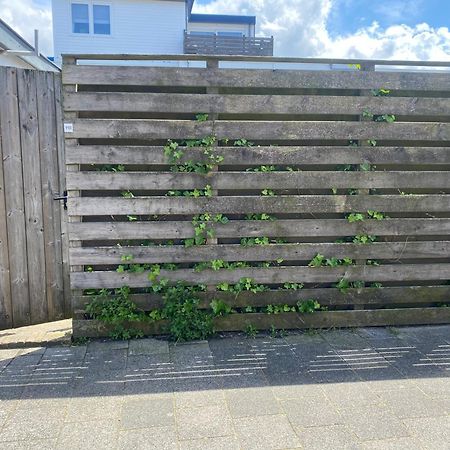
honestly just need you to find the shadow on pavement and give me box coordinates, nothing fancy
[0,325,449,401]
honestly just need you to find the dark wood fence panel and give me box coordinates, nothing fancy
[0,67,68,329]
[61,55,450,338]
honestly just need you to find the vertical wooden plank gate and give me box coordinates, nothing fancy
[0,66,69,329]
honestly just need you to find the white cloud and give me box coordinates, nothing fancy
[0,0,53,56]
[193,0,450,60]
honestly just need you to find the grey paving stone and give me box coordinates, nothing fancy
[86,339,129,352]
[123,375,174,395]
[117,426,178,450]
[281,394,342,427]
[126,353,171,370]
[265,369,316,389]
[6,354,42,367]
[175,388,226,409]
[403,415,450,450]
[354,364,406,383]
[414,376,450,398]
[42,346,87,361]
[0,400,16,428]
[363,377,417,393]
[385,348,448,378]
[0,408,63,442]
[171,341,213,366]
[13,396,68,412]
[308,365,363,384]
[361,437,425,450]
[321,381,384,408]
[121,396,175,429]
[83,349,128,371]
[176,404,233,440]
[321,329,370,349]
[284,331,327,345]
[233,414,301,450]
[290,344,334,367]
[0,383,27,401]
[18,347,47,356]
[219,369,269,390]
[357,327,400,340]
[0,349,20,369]
[296,424,361,450]
[65,396,123,422]
[271,382,325,401]
[56,419,119,450]
[179,435,240,450]
[0,439,57,449]
[19,381,75,400]
[172,374,223,393]
[225,387,281,418]
[338,405,410,441]
[129,338,169,356]
[247,336,292,358]
[379,387,449,418]
[263,354,304,376]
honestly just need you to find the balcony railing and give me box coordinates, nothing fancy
[184,32,274,57]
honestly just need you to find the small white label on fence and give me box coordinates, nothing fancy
[64,123,74,133]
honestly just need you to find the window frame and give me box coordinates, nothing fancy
[93,4,111,35]
[71,3,90,34]
[70,1,113,37]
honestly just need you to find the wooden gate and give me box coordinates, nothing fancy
[61,55,450,337]
[0,67,69,329]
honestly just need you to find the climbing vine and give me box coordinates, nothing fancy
[85,103,404,340]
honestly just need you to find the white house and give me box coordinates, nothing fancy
[51,0,273,66]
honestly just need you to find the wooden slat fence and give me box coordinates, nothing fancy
[61,55,450,337]
[0,67,69,329]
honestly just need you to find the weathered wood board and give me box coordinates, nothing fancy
[62,55,450,338]
[0,67,68,329]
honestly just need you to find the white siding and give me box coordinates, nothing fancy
[187,22,254,37]
[52,0,186,65]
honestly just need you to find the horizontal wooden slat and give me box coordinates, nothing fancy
[69,241,450,265]
[68,195,450,216]
[73,318,168,338]
[67,171,450,191]
[64,92,450,116]
[66,119,450,141]
[62,54,450,66]
[213,308,450,331]
[73,286,450,311]
[63,66,450,91]
[68,218,450,241]
[66,145,450,166]
[70,263,450,288]
[73,307,450,337]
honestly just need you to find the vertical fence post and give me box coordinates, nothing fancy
[54,73,72,317]
[62,56,83,314]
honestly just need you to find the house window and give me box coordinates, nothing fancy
[93,5,111,35]
[72,3,89,34]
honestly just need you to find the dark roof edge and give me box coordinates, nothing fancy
[189,13,256,25]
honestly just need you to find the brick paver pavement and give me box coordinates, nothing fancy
[0,323,449,449]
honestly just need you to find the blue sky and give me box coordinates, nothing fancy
[326,0,450,36]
